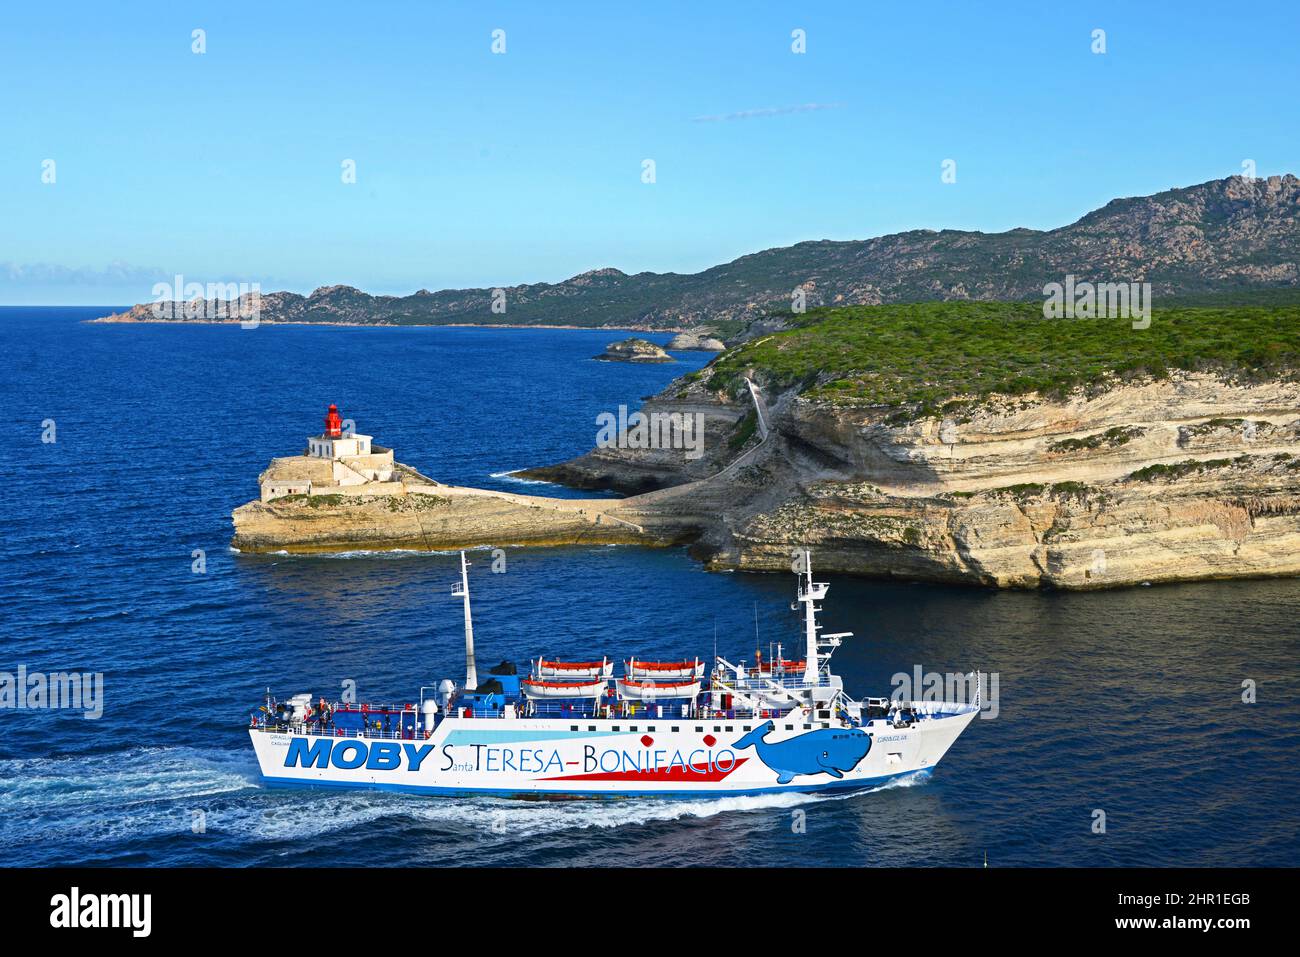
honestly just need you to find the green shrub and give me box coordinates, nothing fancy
[707,301,1300,417]
[1130,459,1234,481]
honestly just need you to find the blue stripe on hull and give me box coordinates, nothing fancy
[258,769,924,800]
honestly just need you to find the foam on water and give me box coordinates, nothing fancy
[0,747,260,846]
[488,469,556,486]
[232,775,927,843]
[248,545,507,560]
[0,742,931,851]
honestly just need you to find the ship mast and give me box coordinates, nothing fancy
[452,550,477,690]
[797,549,828,685]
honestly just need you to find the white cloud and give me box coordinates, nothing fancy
[0,260,164,287]
[692,103,844,123]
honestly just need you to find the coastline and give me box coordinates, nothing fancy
[85,316,688,332]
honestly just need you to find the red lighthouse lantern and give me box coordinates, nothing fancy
[324,403,343,439]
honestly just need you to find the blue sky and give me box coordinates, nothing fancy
[2,0,1297,304]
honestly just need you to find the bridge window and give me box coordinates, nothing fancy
[570,726,578,731]
[588,726,596,731]
[785,724,793,730]
[671,726,680,732]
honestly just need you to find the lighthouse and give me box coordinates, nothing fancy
[258,403,400,502]
[307,403,373,459]
[324,403,343,439]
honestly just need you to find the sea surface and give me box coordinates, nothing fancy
[2,306,1298,867]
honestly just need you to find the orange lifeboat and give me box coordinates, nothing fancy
[534,657,612,679]
[625,657,705,679]
[615,677,702,701]
[521,677,608,699]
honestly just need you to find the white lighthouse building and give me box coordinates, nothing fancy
[259,403,400,502]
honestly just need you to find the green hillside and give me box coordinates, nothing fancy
[706,301,1300,416]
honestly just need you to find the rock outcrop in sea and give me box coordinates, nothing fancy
[593,338,674,362]
[231,405,695,553]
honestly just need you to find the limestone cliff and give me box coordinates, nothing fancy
[531,370,1300,589]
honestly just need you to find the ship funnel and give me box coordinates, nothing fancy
[437,679,456,709]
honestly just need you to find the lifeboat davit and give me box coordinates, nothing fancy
[521,677,608,699]
[625,657,705,679]
[534,657,613,679]
[616,677,701,701]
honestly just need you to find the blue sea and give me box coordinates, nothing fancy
[2,306,1298,867]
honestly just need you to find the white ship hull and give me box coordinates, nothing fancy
[250,550,982,800]
[251,705,977,798]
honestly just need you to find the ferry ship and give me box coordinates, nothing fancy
[249,551,980,798]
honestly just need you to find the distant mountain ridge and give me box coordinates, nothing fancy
[98,174,1300,331]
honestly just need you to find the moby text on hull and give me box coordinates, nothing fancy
[249,552,980,798]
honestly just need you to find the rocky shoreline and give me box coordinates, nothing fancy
[232,362,1300,590]
[518,369,1300,590]
[230,487,683,554]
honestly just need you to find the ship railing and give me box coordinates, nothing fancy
[893,698,977,717]
[721,676,819,693]
[330,703,418,715]
[251,722,424,740]
[444,703,800,722]
[520,702,699,720]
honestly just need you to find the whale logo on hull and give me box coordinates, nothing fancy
[733,721,871,784]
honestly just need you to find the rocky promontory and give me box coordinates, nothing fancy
[525,301,1300,589]
[230,485,687,554]
[667,331,727,351]
[528,372,1300,589]
[230,299,1300,590]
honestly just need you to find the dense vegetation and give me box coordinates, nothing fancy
[706,301,1300,415]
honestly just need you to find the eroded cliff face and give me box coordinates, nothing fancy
[725,459,1300,588]
[542,371,1300,589]
[516,393,751,493]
